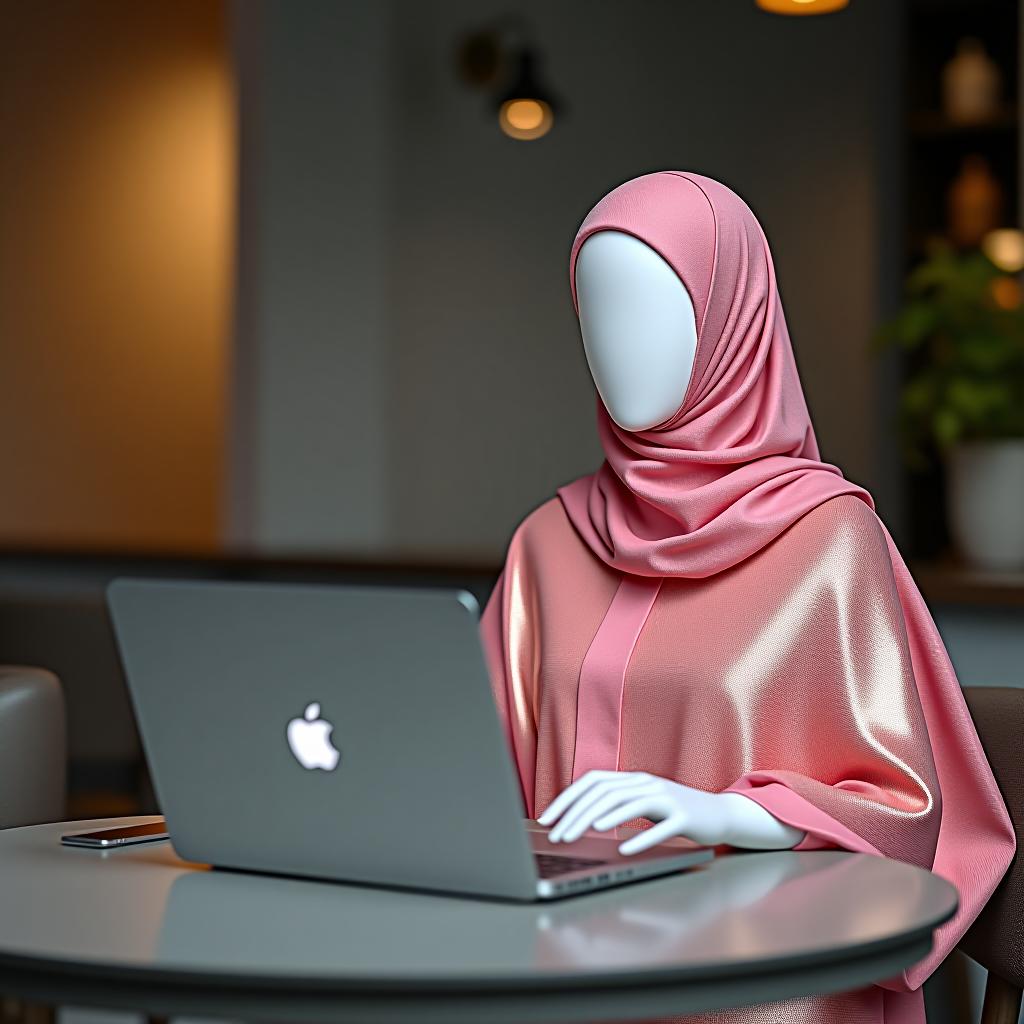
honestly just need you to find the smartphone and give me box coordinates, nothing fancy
[61,820,169,848]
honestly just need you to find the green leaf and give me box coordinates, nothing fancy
[902,374,934,414]
[932,407,962,447]
[896,302,939,349]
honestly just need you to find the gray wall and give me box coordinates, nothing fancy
[936,606,1024,688]
[230,0,904,559]
[229,0,394,552]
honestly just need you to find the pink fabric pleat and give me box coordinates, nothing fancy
[572,575,663,782]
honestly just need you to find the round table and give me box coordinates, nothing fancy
[0,816,957,1023]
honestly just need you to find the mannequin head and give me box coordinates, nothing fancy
[574,230,698,432]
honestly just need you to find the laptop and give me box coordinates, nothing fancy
[106,578,713,901]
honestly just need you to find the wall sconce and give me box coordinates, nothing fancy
[456,21,562,141]
[756,0,849,14]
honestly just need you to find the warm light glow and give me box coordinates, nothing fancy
[0,5,231,552]
[506,99,543,130]
[983,229,1024,273]
[499,98,553,140]
[991,275,1021,310]
[756,0,849,13]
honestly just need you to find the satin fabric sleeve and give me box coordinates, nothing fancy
[479,526,539,818]
[723,505,1014,992]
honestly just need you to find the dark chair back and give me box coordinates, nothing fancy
[959,687,1024,988]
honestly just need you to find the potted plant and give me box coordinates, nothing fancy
[877,242,1024,571]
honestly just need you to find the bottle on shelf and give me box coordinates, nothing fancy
[942,37,1001,125]
[947,154,1004,247]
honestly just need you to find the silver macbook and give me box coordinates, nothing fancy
[107,578,713,901]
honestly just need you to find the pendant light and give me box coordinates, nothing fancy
[456,21,562,142]
[756,0,849,14]
[496,50,557,141]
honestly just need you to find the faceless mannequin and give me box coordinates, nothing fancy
[538,230,805,854]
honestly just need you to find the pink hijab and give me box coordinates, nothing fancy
[558,171,872,578]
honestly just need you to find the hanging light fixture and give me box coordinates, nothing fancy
[496,50,557,141]
[756,0,849,14]
[456,22,563,142]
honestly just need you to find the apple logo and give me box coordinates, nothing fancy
[286,702,341,771]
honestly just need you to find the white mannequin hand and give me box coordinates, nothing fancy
[537,770,805,856]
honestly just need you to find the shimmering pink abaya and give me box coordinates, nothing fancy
[479,172,1015,1024]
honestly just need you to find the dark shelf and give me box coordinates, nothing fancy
[909,107,1019,139]
[899,1,1019,560]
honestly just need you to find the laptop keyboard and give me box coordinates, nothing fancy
[534,853,607,878]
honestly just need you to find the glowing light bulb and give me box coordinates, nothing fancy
[506,99,543,130]
[499,98,553,141]
[756,0,849,14]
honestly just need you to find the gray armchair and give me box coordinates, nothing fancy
[0,667,65,828]
[0,668,65,1024]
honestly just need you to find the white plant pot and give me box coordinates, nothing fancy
[947,440,1024,571]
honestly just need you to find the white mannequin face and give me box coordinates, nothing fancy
[575,231,698,431]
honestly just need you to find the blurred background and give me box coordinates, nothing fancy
[1,0,1023,1017]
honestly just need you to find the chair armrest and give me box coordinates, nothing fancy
[0,667,66,827]
[960,686,1024,987]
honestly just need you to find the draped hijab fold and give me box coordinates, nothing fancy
[558,171,870,578]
